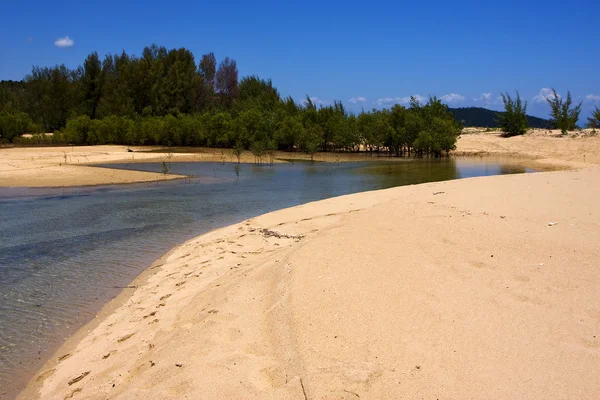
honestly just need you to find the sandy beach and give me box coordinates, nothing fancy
[13,131,600,399]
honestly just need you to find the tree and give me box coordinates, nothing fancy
[274,116,303,151]
[232,141,244,163]
[215,57,238,107]
[199,52,216,90]
[250,140,266,164]
[498,91,528,137]
[25,65,80,131]
[587,106,600,129]
[546,88,582,134]
[300,123,322,162]
[0,109,34,142]
[5,42,476,155]
[81,52,104,119]
[96,52,135,118]
[388,105,407,155]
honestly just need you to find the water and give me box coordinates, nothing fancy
[0,158,531,397]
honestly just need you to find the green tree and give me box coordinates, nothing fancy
[199,53,216,90]
[215,57,238,107]
[0,109,34,142]
[274,115,303,151]
[587,106,600,129]
[300,123,322,162]
[81,52,104,119]
[546,89,582,134]
[499,91,528,137]
[250,140,266,164]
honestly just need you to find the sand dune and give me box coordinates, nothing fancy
[456,129,600,169]
[19,165,600,399]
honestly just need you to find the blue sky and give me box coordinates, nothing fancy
[2,0,599,119]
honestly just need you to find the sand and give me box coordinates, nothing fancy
[456,128,600,169]
[12,132,600,399]
[0,146,190,187]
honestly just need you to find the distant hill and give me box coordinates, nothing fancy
[449,107,551,129]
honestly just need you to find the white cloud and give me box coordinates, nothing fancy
[308,96,328,106]
[400,95,428,104]
[54,36,74,48]
[479,92,493,101]
[375,97,395,106]
[440,93,465,103]
[533,88,559,103]
[348,96,367,104]
[585,94,600,102]
[375,95,428,107]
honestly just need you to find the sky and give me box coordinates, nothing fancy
[1,0,599,119]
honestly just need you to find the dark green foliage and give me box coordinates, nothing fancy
[587,106,600,129]
[0,108,35,142]
[499,92,528,137]
[411,97,462,156]
[300,123,322,162]
[82,52,103,119]
[3,43,462,157]
[450,107,550,128]
[546,89,582,134]
[215,57,238,107]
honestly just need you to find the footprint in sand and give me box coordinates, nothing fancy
[36,368,55,382]
[68,371,90,386]
[117,333,135,343]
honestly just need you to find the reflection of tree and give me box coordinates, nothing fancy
[499,164,527,175]
[354,159,460,189]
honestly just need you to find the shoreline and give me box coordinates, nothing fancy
[18,165,600,399]
[2,130,600,187]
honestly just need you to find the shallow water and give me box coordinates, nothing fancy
[0,158,531,397]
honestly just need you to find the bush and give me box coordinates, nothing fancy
[499,92,528,137]
[0,110,35,142]
[546,89,582,134]
[586,106,600,129]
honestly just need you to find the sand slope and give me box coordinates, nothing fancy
[21,167,600,399]
[456,129,600,169]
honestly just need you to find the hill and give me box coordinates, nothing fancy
[449,107,551,129]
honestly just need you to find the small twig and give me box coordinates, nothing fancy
[300,378,308,400]
[343,389,360,398]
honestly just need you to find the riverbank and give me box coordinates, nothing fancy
[20,163,600,399]
[2,130,599,187]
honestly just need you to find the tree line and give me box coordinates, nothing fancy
[0,45,461,157]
